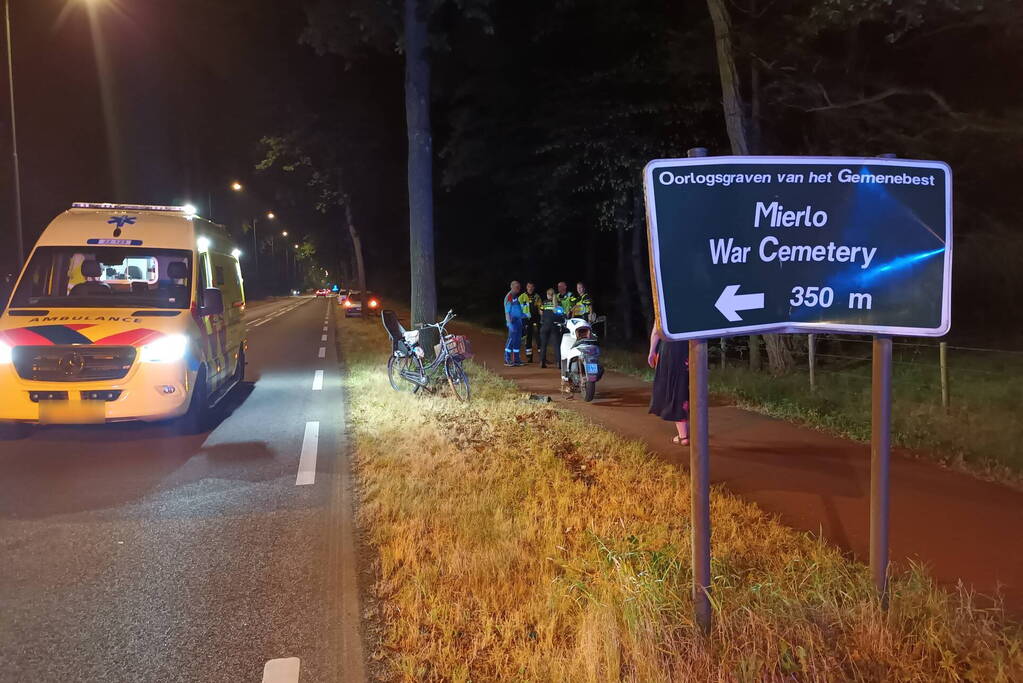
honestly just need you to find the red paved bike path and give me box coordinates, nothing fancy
[460,324,1023,612]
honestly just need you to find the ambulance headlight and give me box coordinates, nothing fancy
[140,334,188,363]
[0,341,11,364]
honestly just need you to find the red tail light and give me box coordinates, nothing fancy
[344,300,353,308]
[368,299,379,308]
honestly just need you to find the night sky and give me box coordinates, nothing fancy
[0,0,393,276]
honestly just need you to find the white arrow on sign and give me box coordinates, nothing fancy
[715,284,765,322]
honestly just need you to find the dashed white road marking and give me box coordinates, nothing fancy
[320,334,328,342]
[322,326,328,332]
[262,657,300,682]
[318,347,326,359]
[312,370,324,391]
[249,299,309,328]
[296,421,319,486]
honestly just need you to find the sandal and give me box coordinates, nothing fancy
[672,435,690,447]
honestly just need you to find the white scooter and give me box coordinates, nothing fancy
[560,317,603,402]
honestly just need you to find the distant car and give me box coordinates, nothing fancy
[343,291,380,318]
[336,289,350,304]
[315,288,330,297]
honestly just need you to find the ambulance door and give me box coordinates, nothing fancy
[210,250,244,379]
[196,251,228,390]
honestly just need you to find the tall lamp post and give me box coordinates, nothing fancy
[277,230,288,284]
[254,211,275,274]
[4,0,23,267]
[230,182,275,284]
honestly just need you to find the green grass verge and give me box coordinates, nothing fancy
[338,317,1023,681]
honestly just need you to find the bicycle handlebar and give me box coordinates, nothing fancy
[421,309,456,330]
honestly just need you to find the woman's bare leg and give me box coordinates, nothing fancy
[675,420,689,442]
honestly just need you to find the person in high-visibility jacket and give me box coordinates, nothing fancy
[554,281,573,312]
[518,281,543,363]
[503,280,527,366]
[538,287,565,368]
[571,281,595,322]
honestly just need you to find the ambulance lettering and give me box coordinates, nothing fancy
[0,324,162,347]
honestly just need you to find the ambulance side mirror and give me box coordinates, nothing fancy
[202,288,224,317]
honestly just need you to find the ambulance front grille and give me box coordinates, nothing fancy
[12,346,136,382]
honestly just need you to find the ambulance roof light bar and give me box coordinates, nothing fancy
[71,202,198,216]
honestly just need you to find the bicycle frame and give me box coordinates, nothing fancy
[400,310,458,390]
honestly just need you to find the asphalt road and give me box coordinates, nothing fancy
[0,297,363,682]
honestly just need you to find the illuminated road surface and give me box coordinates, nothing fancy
[0,298,362,683]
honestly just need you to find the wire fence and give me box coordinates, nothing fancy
[712,333,1023,412]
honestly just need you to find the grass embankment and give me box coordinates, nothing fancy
[603,341,1023,482]
[338,319,1023,681]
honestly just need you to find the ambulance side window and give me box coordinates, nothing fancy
[211,252,242,307]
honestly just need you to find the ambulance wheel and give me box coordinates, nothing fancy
[233,348,246,384]
[178,369,210,435]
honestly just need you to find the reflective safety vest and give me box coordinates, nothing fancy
[541,299,565,325]
[518,292,541,318]
[555,292,575,313]
[571,293,592,318]
[517,292,530,317]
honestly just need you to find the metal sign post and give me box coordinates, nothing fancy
[685,147,713,634]
[871,335,892,605]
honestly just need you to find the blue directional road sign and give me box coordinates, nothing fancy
[644,156,952,340]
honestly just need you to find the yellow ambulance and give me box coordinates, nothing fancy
[0,203,247,432]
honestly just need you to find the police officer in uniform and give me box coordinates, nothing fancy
[571,281,595,322]
[518,281,543,363]
[538,287,565,369]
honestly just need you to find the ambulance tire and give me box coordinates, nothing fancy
[178,368,211,435]
[233,348,246,385]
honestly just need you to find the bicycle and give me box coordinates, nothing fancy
[381,309,471,402]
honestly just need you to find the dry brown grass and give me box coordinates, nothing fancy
[339,318,1023,681]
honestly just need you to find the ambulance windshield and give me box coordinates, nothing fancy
[11,247,194,310]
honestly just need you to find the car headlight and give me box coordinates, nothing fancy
[139,334,188,363]
[0,341,11,364]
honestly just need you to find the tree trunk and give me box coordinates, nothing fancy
[343,200,367,294]
[748,334,761,371]
[750,55,762,155]
[707,0,794,375]
[764,334,795,375]
[585,226,598,296]
[404,0,436,326]
[615,197,634,342]
[706,0,750,155]
[631,190,654,334]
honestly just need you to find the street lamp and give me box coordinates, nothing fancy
[4,0,23,267]
[251,210,275,275]
[231,181,243,191]
[281,230,288,237]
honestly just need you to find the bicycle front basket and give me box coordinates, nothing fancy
[443,334,473,360]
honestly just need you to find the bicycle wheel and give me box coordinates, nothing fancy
[388,353,424,393]
[445,357,471,402]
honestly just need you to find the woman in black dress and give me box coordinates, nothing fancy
[647,325,689,446]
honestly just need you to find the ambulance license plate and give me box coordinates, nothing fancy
[39,400,106,425]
